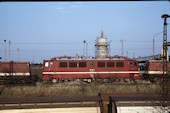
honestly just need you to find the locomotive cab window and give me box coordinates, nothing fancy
[60,62,67,68]
[69,62,77,68]
[98,62,105,67]
[45,62,49,67]
[116,62,124,67]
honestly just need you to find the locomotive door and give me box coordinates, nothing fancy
[89,61,95,80]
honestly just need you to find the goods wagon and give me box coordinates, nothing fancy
[0,61,31,84]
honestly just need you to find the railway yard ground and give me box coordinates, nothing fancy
[0,80,165,98]
[0,80,169,113]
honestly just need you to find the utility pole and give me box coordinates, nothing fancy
[109,40,112,57]
[83,40,88,58]
[4,40,7,61]
[120,39,124,56]
[133,52,135,59]
[153,32,163,59]
[83,40,86,57]
[9,40,11,61]
[17,48,20,62]
[86,41,88,58]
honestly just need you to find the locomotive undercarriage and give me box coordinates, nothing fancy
[142,74,166,83]
[46,76,137,84]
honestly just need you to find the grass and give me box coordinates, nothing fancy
[0,82,160,97]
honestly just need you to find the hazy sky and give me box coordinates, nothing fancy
[0,1,170,63]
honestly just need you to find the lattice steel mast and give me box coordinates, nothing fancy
[161,14,170,100]
[161,14,170,77]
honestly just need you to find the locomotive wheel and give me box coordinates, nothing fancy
[52,79,57,83]
[87,79,92,83]
[83,79,87,82]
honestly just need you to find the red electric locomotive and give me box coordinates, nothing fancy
[42,55,140,83]
[142,60,170,82]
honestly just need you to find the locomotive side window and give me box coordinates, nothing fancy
[50,62,53,67]
[69,62,77,68]
[45,62,49,67]
[130,62,133,66]
[90,62,94,67]
[107,62,114,67]
[60,62,67,68]
[79,62,86,67]
[98,62,105,67]
[134,62,137,66]
[116,62,124,67]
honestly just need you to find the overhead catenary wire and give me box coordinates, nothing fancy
[0,40,163,57]
[0,46,162,52]
[0,40,156,45]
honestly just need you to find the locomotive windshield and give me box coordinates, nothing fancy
[45,61,49,67]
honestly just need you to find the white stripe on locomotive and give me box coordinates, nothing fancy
[0,73,30,76]
[43,71,139,75]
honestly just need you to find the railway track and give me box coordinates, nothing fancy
[0,93,170,113]
[0,96,101,109]
[0,96,101,113]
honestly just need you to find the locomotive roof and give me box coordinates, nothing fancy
[46,55,136,61]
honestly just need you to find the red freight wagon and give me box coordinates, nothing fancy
[42,55,140,83]
[0,61,31,84]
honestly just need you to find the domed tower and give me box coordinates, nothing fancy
[95,31,110,59]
